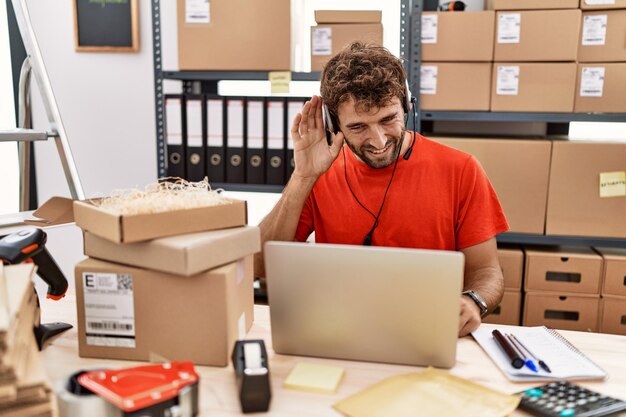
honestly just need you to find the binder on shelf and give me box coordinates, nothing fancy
[206,96,225,183]
[286,99,304,182]
[185,95,206,182]
[165,94,185,179]
[226,98,245,183]
[266,98,286,185]
[246,98,265,184]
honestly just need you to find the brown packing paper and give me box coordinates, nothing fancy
[334,368,519,417]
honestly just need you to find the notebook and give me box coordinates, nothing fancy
[472,325,607,382]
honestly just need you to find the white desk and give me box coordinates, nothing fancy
[40,291,626,417]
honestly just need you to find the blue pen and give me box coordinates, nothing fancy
[507,334,538,373]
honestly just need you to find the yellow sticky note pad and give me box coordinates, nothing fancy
[269,71,291,94]
[599,171,626,198]
[284,362,345,394]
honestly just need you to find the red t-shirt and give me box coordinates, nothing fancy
[295,133,509,250]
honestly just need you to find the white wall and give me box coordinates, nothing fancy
[28,0,156,202]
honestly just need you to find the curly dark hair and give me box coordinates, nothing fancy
[320,41,407,126]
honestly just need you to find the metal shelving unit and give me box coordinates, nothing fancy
[151,0,626,247]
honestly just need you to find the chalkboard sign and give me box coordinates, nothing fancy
[73,0,139,52]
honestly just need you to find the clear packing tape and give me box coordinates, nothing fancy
[334,368,520,417]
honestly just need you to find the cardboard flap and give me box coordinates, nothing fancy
[314,10,381,24]
[24,196,74,226]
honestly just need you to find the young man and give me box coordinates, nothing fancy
[255,42,509,337]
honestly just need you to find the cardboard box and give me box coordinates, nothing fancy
[311,11,382,72]
[498,246,524,290]
[523,292,600,331]
[420,63,492,111]
[489,0,579,10]
[599,296,626,335]
[73,198,247,243]
[483,290,522,325]
[574,63,626,113]
[524,247,603,294]
[177,0,290,70]
[595,247,626,297]
[579,11,626,62]
[494,10,581,62]
[421,11,495,61]
[433,137,552,234]
[580,0,626,10]
[490,63,577,112]
[84,226,260,276]
[75,256,254,366]
[546,141,626,238]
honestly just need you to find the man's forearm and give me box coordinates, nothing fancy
[464,266,504,314]
[253,174,318,278]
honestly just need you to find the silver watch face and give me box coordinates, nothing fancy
[464,291,488,317]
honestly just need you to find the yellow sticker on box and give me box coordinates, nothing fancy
[599,171,626,198]
[269,71,291,94]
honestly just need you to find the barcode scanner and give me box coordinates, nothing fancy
[0,228,69,300]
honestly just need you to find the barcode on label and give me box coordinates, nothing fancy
[87,321,133,331]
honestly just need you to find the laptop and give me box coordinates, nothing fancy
[264,241,464,368]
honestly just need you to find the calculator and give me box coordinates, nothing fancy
[517,381,626,417]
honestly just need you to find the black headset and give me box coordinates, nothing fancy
[321,80,417,245]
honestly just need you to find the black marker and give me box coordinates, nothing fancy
[492,329,524,369]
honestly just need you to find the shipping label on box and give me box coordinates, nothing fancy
[580,67,605,97]
[496,66,519,95]
[185,0,210,24]
[312,27,332,56]
[582,15,607,46]
[421,14,438,44]
[599,171,626,198]
[420,66,438,95]
[584,0,616,4]
[498,13,521,44]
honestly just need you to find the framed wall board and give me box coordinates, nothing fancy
[73,0,139,52]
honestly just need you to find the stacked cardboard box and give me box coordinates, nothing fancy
[72,197,260,366]
[420,11,495,110]
[523,246,603,331]
[490,1,580,112]
[595,247,626,335]
[484,246,524,325]
[0,264,55,417]
[575,2,626,112]
[310,11,383,72]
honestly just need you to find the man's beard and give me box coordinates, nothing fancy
[345,129,406,169]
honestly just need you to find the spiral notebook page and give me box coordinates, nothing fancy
[472,325,607,382]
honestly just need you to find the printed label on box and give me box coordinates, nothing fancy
[585,0,615,4]
[421,14,438,44]
[582,15,608,46]
[185,0,210,24]
[580,67,605,97]
[496,66,520,96]
[420,66,438,95]
[599,171,626,198]
[312,28,332,56]
[498,13,521,44]
[83,272,136,348]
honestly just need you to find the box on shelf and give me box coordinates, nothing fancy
[595,247,626,297]
[546,141,626,238]
[177,0,291,70]
[75,256,254,366]
[420,63,492,111]
[488,0,579,10]
[433,137,551,235]
[421,11,495,61]
[580,0,626,10]
[523,292,600,332]
[579,11,626,62]
[73,198,247,244]
[524,246,603,294]
[483,290,522,325]
[497,246,524,290]
[490,63,577,112]
[599,296,626,335]
[494,10,581,62]
[84,226,260,276]
[574,63,626,113]
[311,10,382,72]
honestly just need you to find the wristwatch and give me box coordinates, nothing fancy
[462,290,488,318]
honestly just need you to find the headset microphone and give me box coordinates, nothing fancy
[403,96,418,161]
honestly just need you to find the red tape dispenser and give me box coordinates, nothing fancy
[60,362,199,417]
